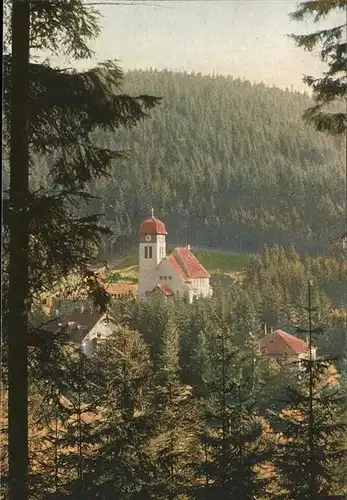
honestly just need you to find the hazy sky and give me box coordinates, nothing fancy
[48,0,344,91]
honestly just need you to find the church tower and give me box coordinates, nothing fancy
[138,209,167,297]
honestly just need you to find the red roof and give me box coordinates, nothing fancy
[261,329,309,356]
[139,217,167,235]
[155,284,174,296]
[168,247,211,279]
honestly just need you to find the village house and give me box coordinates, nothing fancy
[260,329,316,364]
[45,306,118,357]
[138,210,213,302]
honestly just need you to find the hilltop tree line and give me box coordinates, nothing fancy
[26,69,346,256]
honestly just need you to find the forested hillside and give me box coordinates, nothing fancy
[30,70,345,254]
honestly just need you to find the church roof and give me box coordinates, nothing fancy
[168,247,211,279]
[261,329,309,356]
[139,216,167,235]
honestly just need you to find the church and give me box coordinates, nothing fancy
[138,211,213,302]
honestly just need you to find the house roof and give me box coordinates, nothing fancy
[154,284,174,297]
[261,329,309,356]
[61,309,106,344]
[139,216,167,235]
[46,308,116,344]
[168,247,211,279]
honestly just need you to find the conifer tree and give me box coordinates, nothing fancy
[3,1,160,496]
[25,333,102,499]
[195,325,274,499]
[5,2,30,496]
[54,326,154,499]
[290,0,347,135]
[149,373,200,500]
[272,282,347,499]
[148,305,200,500]
[130,295,174,371]
[179,299,214,388]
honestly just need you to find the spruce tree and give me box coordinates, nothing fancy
[290,0,347,135]
[54,326,154,499]
[3,1,160,497]
[149,373,200,500]
[25,332,102,499]
[195,324,274,499]
[271,282,347,499]
[6,2,30,496]
[148,304,200,500]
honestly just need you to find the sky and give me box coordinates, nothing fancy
[47,0,344,91]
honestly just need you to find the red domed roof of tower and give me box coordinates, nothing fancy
[139,210,167,235]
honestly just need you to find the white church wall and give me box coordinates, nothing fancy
[138,270,158,296]
[157,258,189,296]
[189,277,212,298]
[138,243,160,296]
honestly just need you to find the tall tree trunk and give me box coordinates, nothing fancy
[8,1,30,498]
[307,282,314,499]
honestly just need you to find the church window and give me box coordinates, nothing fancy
[169,276,172,280]
[144,246,152,259]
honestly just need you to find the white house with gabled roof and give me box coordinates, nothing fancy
[138,210,213,302]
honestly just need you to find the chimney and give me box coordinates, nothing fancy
[187,244,191,251]
[264,323,267,336]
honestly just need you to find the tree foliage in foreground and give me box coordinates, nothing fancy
[271,286,347,499]
[290,0,347,135]
[1,279,345,499]
[2,0,159,497]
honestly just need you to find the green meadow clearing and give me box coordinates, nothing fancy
[107,248,251,283]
